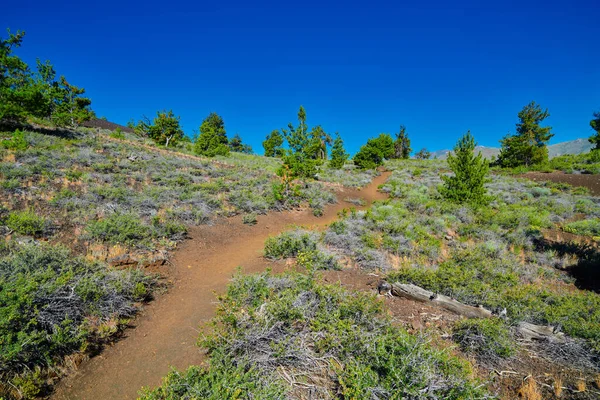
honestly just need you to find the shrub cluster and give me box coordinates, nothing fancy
[140,272,490,399]
[0,241,154,398]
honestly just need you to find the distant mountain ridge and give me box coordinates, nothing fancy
[429,138,593,160]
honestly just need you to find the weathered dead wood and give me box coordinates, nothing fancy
[516,321,565,343]
[389,282,493,319]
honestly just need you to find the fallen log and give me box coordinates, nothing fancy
[516,321,565,343]
[388,281,566,342]
[389,282,493,319]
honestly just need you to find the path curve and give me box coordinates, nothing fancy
[52,172,391,400]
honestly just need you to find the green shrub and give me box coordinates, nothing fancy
[1,130,28,151]
[453,318,516,360]
[263,229,319,259]
[4,210,49,237]
[0,242,154,398]
[109,128,125,139]
[242,212,257,225]
[86,213,152,245]
[562,218,600,237]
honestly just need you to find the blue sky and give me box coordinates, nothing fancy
[3,0,599,155]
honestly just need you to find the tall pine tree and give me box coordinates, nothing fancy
[393,125,411,159]
[195,112,229,157]
[497,101,553,167]
[329,133,349,169]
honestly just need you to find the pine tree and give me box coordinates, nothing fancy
[497,101,553,167]
[263,129,284,157]
[51,76,94,128]
[590,111,600,150]
[394,125,411,159]
[440,131,489,205]
[283,105,310,154]
[147,110,183,147]
[329,133,349,169]
[195,112,229,157]
[415,148,430,159]
[0,29,30,121]
[229,134,253,154]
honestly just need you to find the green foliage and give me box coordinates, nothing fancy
[264,229,319,259]
[228,133,252,154]
[562,218,600,237]
[109,127,125,139]
[262,129,284,157]
[86,213,153,245]
[278,106,329,178]
[353,133,394,169]
[453,318,516,359]
[0,29,32,122]
[145,110,184,147]
[0,29,93,125]
[194,112,229,157]
[440,131,489,204]
[4,210,49,237]
[50,76,94,128]
[497,101,553,167]
[393,125,411,159]
[141,272,489,399]
[279,152,319,179]
[242,212,257,225]
[282,105,309,154]
[1,129,28,150]
[414,147,430,159]
[140,359,286,400]
[328,132,349,169]
[590,110,600,150]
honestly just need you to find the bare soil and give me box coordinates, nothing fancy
[51,173,391,400]
[520,171,600,196]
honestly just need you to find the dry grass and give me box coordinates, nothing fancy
[518,377,542,400]
[553,376,563,398]
[575,378,586,392]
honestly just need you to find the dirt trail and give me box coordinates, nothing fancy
[52,172,390,400]
[519,171,600,196]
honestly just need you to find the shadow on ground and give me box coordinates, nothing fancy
[535,236,600,293]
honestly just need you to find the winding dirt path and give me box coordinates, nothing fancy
[52,172,390,400]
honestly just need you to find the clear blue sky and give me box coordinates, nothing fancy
[3,0,599,155]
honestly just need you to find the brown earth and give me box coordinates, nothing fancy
[51,172,391,400]
[520,171,600,196]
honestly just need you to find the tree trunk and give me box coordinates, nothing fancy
[389,282,493,319]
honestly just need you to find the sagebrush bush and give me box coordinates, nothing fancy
[263,229,320,259]
[0,241,154,398]
[453,318,516,361]
[86,213,153,245]
[140,272,490,399]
